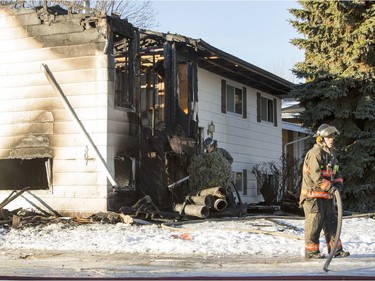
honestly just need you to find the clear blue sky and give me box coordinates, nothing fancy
[150,0,304,83]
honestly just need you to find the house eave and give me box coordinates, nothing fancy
[139,30,294,98]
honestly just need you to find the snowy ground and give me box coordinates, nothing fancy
[0,213,374,279]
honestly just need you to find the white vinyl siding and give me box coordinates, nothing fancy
[199,69,282,204]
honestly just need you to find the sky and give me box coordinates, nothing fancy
[0,215,374,277]
[150,0,304,83]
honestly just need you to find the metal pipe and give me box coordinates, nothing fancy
[174,204,209,219]
[167,176,189,189]
[213,198,228,211]
[283,135,311,156]
[189,195,214,208]
[41,63,118,187]
[198,187,226,198]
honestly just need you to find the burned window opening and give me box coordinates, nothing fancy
[140,53,166,131]
[114,156,135,190]
[0,158,52,191]
[114,34,134,110]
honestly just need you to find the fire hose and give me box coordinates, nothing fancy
[323,189,343,272]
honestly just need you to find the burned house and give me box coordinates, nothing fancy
[0,3,293,216]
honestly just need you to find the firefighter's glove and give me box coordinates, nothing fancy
[333,182,343,192]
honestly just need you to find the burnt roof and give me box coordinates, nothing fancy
[140,30,294,98]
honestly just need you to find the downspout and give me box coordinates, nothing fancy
[283,135,311,157]
[41,63,119,188]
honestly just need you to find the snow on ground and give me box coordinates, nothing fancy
[0,214,374,278]
[0,214,374,258]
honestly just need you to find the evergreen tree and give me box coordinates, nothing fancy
[289,1,375,212]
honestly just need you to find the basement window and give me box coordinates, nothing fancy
[232,171,243,192]
[0,158,52,190]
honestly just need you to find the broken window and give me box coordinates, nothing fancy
[177,63,189,114]
[114,34,134,110]
[0,158,52,190]
[115,64,133,108]
[114,156,135,190]
[140,54,165,128]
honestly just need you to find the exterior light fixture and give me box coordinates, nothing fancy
[207,121,215,138]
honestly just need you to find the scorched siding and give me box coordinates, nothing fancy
[0,7,114,214]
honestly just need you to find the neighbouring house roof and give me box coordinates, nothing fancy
[282,121,311,135]
[139,30,294,98]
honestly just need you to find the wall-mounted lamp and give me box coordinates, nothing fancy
[207,121,215,138]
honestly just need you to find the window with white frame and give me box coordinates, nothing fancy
[221,80,247,119]
[261,96,274,122]
[256,92,277,126]
[232,171,243,192]
[232,169,247,196]
[226,85,243,115]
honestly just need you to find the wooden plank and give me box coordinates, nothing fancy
[0,43,105,64]
[0,68,109,88]
[0,95,108,112]
[26,19,86,37]
[35,28,106,47]
[50,146,91,160]
[0,26,27,40]
[0,81,107,100]
[2,195,108,214]
[53,172,100,186]
[0,36,45,52]
[50,184,107,197]
[0,10,23,28]
[53,159,98,173]
[10,7,44,26]
[0,110,51,124]
[0,55,108,76]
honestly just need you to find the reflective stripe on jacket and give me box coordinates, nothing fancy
[300,142,342,204]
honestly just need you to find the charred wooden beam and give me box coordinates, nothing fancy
[0,186,31,210]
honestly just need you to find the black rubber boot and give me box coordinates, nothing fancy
[334,250,350,257]
[305,252,325,259]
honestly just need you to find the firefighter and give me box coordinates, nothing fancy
[300,124,350,259]
[203,137,233,165]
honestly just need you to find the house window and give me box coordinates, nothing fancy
[261,97,274,122]
[0,158,52,190]
[232,171,243,192]
[221,79,247,118]
[227,85,243,115]
[115,65,133,109]
[114,35,134,110]
[257,93,277,126]
[114,156,135,190]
